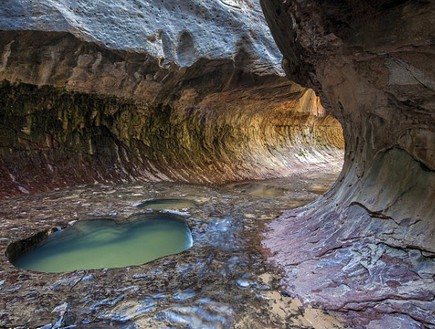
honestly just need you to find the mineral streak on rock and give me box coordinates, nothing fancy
[0,27,343,196]
[260,0,435,327]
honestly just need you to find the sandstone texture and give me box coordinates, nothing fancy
[260,0,435,327]
[0,1,343,196]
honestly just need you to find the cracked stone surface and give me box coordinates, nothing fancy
[0,172,346,328]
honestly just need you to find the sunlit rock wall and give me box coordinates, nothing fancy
[260,0,435,328]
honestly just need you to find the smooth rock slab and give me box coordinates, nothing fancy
[0,173,345,328]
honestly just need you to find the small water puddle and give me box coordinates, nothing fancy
[137,198,197,210]
[9,213,193,273]
[226,182,287,198]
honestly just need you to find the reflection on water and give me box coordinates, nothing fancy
[137,198,197,210]
[13,214,193,273]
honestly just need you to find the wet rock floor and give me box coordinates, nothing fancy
[0,170,345,328]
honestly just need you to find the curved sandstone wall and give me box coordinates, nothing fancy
[0,18,343,196]
[260,0,435,328]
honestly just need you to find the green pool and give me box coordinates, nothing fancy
[137,198,197,210]
[12,213,193,273]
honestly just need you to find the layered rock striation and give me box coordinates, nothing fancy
[260,0,435,327]
[0,1,343,197]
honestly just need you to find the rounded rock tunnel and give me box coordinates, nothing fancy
[0,31,344,197]
[5,1,434,328]
[0,1,433,328]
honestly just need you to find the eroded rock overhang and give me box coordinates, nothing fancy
[260,0,435,328]
[0,0,344,197]
[0,0,284,71]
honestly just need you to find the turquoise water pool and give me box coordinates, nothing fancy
[13,213,193,273]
